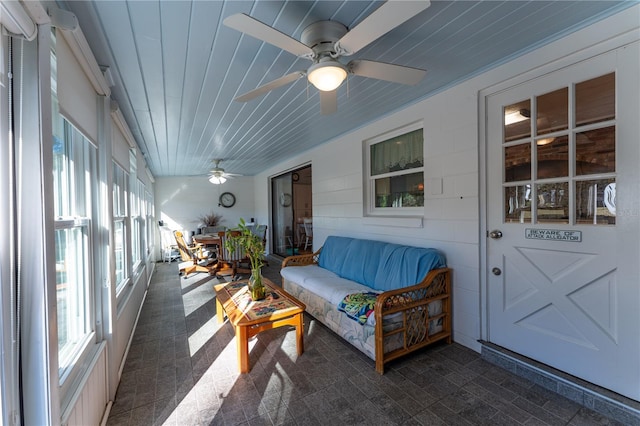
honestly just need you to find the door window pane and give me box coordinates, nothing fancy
[576,179,616,225]
[537,135,568,179]
[504,100,531,142]
[576,126,615,175]
[537,88,568,135]
[505,185,532,223]
[576,73,615,126]
[536,182,569,223]
[505,143,531,182]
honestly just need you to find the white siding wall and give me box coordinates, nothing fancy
[155,176,256,244]
[115,274,146,373]
[61,343,108,426]
[254,6,640,353]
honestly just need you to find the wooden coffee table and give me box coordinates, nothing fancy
[214,277,305,373]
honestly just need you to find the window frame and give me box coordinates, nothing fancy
[145,189,154,259]
[130,179,145,269]
[52,118,98,397]
[112,162,129,293]
[364,122,425,216]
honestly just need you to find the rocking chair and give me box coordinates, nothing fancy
[173,230,216,277]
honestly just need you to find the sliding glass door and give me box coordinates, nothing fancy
[271,166,312,257]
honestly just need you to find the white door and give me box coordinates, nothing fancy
[486,46,640,400]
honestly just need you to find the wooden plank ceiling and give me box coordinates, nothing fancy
[60,0,632,177]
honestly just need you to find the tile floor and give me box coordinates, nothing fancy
[107,260,626,426]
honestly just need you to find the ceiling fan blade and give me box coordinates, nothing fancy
[224,13,314,58]
[235,72,305,102]
[335,0,431,56]
[349,60,426,85]
[319,90,337,115]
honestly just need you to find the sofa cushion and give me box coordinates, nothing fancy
[319,237,387,287]
[317,236,350,275]
[281,264,373,305]
[318,236,446,291]
[373,245,445,292]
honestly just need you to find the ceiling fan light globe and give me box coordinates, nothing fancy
[209,175,227,185]
[307,62,347,92]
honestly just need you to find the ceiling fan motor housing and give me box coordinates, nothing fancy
[301,21,348,56]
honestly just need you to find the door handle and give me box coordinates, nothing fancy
[489,230,503,239]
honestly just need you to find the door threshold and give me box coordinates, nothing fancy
[479,341,640,424]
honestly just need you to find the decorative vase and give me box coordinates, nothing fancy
[248,268,265,301]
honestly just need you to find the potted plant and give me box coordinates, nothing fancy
[225,218,266,300]
[198,211,223,234]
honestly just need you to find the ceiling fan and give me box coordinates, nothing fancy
[224,1,430,115]
[208,159,241,184]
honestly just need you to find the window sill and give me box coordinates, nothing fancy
[115,277,131,298]
[363,216,423,228]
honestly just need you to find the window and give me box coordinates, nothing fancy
[130,178,147,267]
[128,150,142,268]
[113,162,128,292]
[145,189,154,257]
[366,123,424,214]
[130,181,141,266]
[53,118,96,380]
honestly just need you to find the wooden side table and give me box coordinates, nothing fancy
[214,278,305,373]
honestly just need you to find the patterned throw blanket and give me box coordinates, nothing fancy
[337,292,379,324]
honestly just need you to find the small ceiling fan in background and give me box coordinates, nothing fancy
[224,0,430,114]
[208,159,242,184]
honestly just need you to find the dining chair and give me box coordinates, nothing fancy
[213,230,250,280]
[303,218,313,251]
[251,224,269,266]
[160,226,179,263]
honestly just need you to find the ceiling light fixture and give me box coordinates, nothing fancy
[504,109,531,125]
[307,59,347,92]
[209,175,227,185]
[536,137,555,146]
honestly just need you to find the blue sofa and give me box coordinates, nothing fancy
[281,236,452,373]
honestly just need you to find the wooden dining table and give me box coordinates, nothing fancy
[192,234,221,247]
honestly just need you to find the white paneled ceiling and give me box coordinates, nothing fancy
[60,1,633,178]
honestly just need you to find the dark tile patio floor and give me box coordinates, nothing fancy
[106,260,625,426]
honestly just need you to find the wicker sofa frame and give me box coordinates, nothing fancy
[282,248,452,374]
